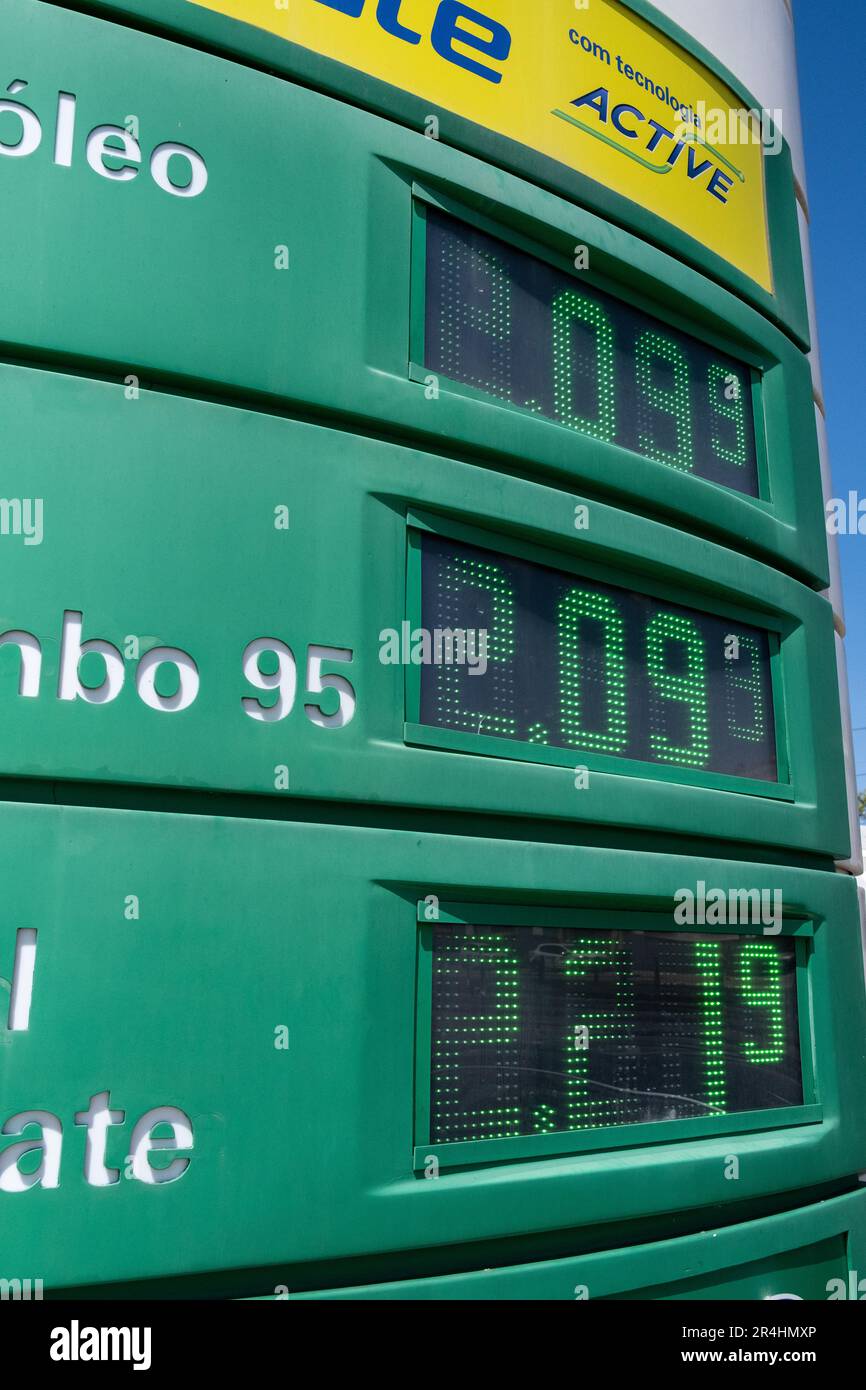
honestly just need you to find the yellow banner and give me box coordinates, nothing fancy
[189,0,772,291]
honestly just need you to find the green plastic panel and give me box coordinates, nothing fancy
[294,1191,866,1300]
[0,362,847,858]
[0,0,826,586]
[0,803,864,1295]
[70,0,810,348]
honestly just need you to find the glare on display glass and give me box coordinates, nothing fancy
[429,924,803,1145]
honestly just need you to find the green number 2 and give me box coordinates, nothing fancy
[434,930,521,1142]
[435,550,517,739]
[562,940,634,1132]
[439,235,512,399]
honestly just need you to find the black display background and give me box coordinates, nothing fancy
[419,532,779,783]
[425,208,761,497]
[430,925,802,1145]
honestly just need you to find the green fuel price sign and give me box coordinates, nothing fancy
[429,924,803,1145]
[417,531,780,784]
[423,209,761,497]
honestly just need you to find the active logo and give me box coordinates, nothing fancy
[554,85,744,204]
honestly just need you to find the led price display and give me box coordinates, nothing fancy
[418,532,779,783]
[429,924,803,1144]
[424,209,761,497]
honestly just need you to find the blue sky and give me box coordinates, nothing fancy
[794,0,866,795]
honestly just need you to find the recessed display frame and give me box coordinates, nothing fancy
[414,200,770,502]
[414,902,818,1172]
[405,509,792,801]
[405,181,826,588]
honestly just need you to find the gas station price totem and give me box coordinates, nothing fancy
[0,0,864,1301]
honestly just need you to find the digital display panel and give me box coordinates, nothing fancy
[418,532,779,783]
[429,924,803,1145]
[424,209,761,497]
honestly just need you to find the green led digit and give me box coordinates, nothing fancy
[440,235,512,398]
[708,362,747,468]
[432,929,521,1142]
[694,941,727,1113]
[558,588,628,754]
[725,634,766,744]
[739,941,785,1064]
[552,289,616,441]
[436,551,517,739]
[645,611,710,768]
[636,330,694,473]
[562,941,633,1132]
